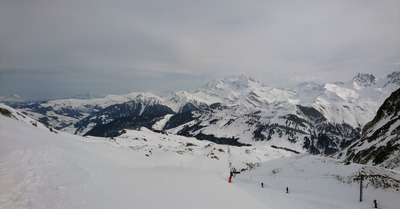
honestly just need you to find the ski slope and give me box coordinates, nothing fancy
[234,155,399,209]
[0,105,399,209]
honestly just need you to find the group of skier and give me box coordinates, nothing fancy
[259,182,378,208]
[260,182,289,193]
[228,165,378,208]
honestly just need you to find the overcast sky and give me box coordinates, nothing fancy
[1,0,399,100]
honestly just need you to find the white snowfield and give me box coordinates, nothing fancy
[0,105,399,209]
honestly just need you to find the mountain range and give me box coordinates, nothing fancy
[5,72,400,156]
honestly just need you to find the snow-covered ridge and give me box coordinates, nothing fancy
[353,73,376,90]
[0,94,25,103]
[41,91,162,110]
[0,103,58,133]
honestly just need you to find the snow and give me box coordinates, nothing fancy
[236,155,400,209]
[40,92,161,111]
[152,114,174,130]
[1,106,399,209]
[0,115,268,209]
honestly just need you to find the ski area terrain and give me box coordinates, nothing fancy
[1,104,399,209]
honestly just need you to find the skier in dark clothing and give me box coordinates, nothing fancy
[373,199,377,208]
[286,187,289,193]
[261,182,264,188]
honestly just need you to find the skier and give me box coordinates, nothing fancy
[373,199,377,208]
[261,182,264,188]
[286,187,289,193]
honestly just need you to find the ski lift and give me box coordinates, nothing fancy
[230,167,239,177]
[229,167,240,183]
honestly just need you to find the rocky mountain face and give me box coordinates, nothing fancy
[337,88,400,169]
[73,94,174,136]
[353,73,376,89]
[5,72,400,156]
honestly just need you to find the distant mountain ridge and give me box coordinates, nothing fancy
[4,72,400,156]
[353,73,376,89]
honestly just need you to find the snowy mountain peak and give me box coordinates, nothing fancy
[0,94,27,103]
[386,71,400,85]
[353,73,376,90]
[295,82,324,92]
[198,74,295,107]
[223,74,259,89]
[134,93,161,104]
[203,74,263,91]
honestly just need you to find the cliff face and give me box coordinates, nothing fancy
[337,88,400,169]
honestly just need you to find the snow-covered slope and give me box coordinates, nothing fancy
[0,103,58,133]
[1,104,399,209]
[0,104,275,209]
[236,155,399,209]
[337,88,400,169]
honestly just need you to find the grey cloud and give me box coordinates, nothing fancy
[0,0,399,99]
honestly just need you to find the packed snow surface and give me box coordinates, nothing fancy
[0,106,399,209]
